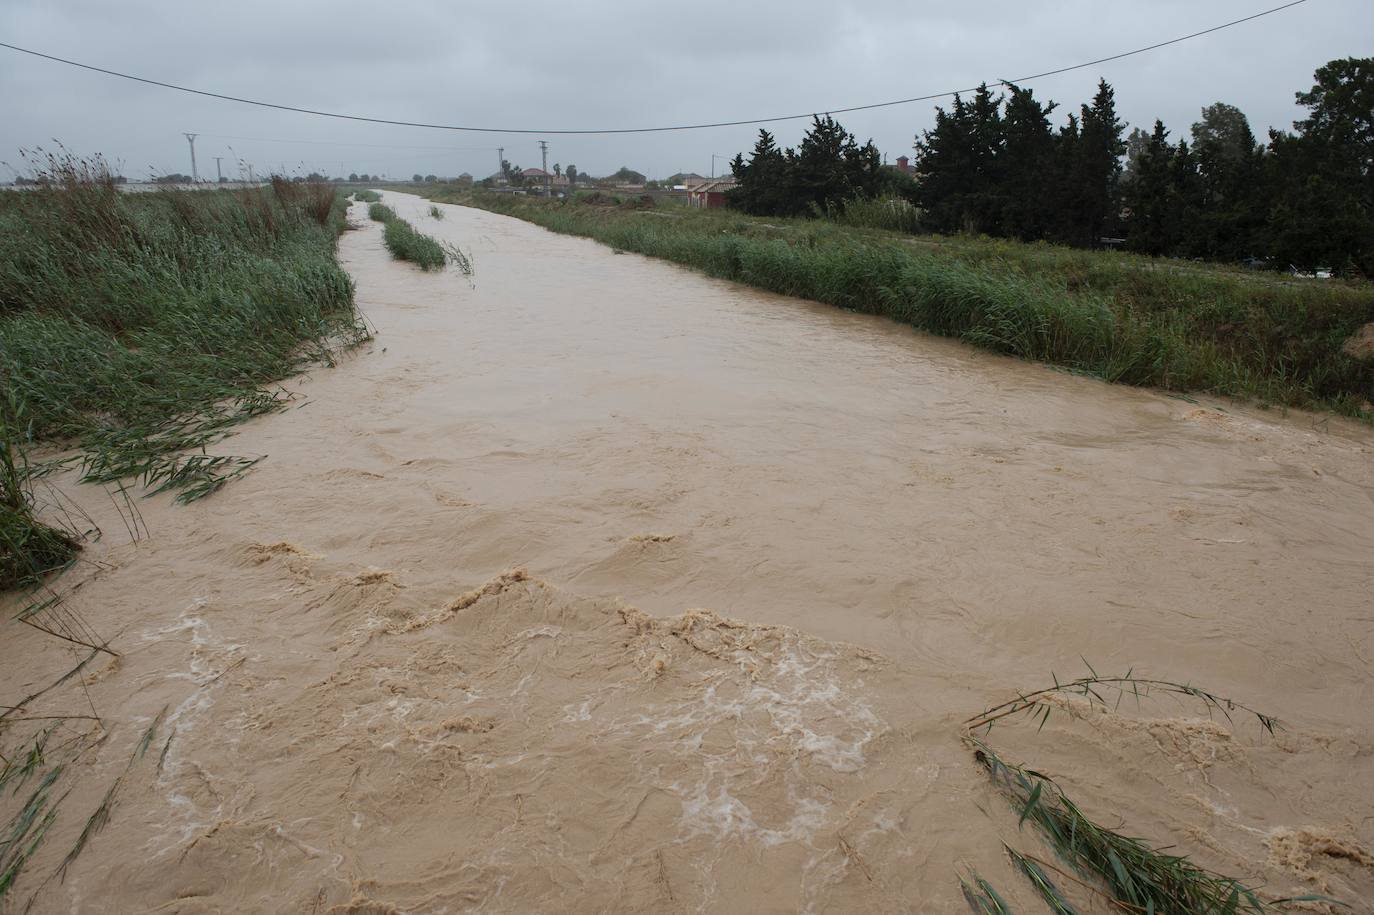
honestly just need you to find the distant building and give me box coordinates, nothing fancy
[892,155,914,174]
[457,173,474,187]
[686,178,735,209]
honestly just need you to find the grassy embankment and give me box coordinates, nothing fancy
[423,188,1374,417]
[1,161,367,587]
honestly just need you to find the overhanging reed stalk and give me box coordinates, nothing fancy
[964,667,1281,736]
[965,672,1341,914]
[971,736,1272,914]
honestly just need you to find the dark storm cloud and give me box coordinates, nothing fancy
[2,0,1370,181]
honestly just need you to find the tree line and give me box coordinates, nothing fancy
[727,57,1373,274]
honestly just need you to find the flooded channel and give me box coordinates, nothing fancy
[4,192,1373,912]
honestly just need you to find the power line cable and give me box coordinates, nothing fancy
[0,1,1308,135]
[198,133,502,151]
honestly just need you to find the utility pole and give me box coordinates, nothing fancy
[538,140,550,196]
[184,133,198,182]
[711,153,727,179]
[497,146,504,182]
[213,156,223,184]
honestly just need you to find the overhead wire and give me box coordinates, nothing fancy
[198,133,502,151]
[0,1,1308,135]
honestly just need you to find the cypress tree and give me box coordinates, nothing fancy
[998,84,1057,239]
[728,130,789,216]
[914,85,1003,233]
[1071,79,1127,245]
[1045,112,1081,243]
[914,95,976,232]
[792,115,857,215]
[1123,120,1177,255]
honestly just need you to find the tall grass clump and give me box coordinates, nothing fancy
[353,189,381,203]
[362,198,454,271]
[429,190,1374,416]
[381,216,447,270]
[0,151,367,580]
[826,195,923,234]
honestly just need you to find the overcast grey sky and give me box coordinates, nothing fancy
[2,0,1369,182]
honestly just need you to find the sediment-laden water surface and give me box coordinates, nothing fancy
[3,192,1372,913]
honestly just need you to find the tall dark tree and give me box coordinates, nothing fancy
[729,119,882,218]
[1263,58,1374,272]
[721,59,1371,273]
[914,84,1003,233]
[790,115,853,214]
[729,129,790,215]
[1294,57,1374,169]
[998,84,1057,239]
[1123,121,1179,255]
[791,115,884,215]
[1067,79,1126,244]
[913,95,975,231]
[1189,103,1263,259]
[1169,139,1204,253]
[1045,112,1081,242]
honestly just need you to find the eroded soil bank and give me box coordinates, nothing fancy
[3,192,1373,912]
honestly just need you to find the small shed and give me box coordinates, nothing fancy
[687,179,735,209]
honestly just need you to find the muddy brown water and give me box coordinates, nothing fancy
[4,192,1373,913]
